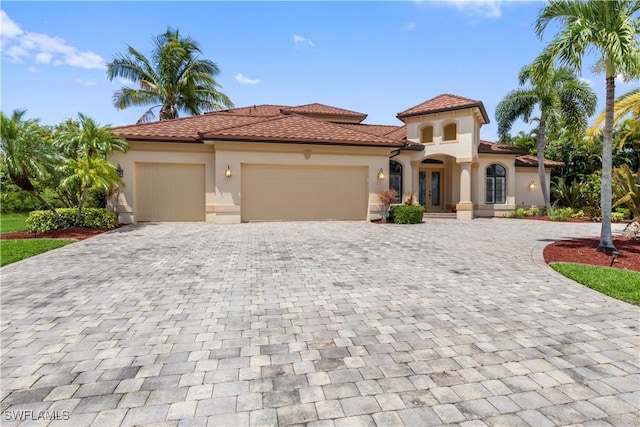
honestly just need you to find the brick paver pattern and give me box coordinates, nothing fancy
[1,220,638,426]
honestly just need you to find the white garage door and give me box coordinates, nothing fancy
[242,164,368,222]
[135,163,205,221]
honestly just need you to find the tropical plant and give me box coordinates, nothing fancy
[613,164,640,218]
[588,88,640,148]
[0,109,66,227]
[378,190,397,222]
[534,0,640,252]
[106,28,233,123]
[496,63,597,216]
[54,114,128,226]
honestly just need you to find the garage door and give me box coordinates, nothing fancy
[242,164,368,221]
[136,163,205,221]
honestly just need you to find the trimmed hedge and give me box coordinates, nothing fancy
[26,208,117,233]
[390,205,424,224]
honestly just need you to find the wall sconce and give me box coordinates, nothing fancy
[116,163,124,177]
[377,168,385,180]
[225,165,232,178]
[528,180,536,190]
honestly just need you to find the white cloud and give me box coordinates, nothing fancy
[292,34,315,47]
[579,77,593,86]
[235,73,260,85]
[28,66,40,73]
[438,0,505,19]
[406,22,417,31]
[0,10,106,70]
[75,78,97,87]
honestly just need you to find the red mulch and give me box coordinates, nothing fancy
[544,237,640,272]
[0,227,117,241]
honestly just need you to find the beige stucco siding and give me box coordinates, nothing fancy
[515,167,551,208]
[241,164,368,221]
[109,142,215,223]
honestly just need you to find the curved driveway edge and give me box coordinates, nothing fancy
[1,219,638,426]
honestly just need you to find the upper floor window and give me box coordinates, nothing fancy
[443,123,457,141]
[421,126,433,143]
[389,160,402,204]
[486,164,506,204]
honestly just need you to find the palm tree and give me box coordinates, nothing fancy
[106,28,233,123]
[55,114,128,225]
[0,109,66,227]
[496,63,597,216]
[534,0,640,252]
[588,88,640,148]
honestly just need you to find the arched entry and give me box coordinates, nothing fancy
[419,158,445,211]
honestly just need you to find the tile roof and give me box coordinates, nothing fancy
[397,94,490,123]
[335,123,403,137]
[515,155,565,168]
[478,140,529,155]
[215,104,287,117]
[281,103,367,121]
[201,114,404,147]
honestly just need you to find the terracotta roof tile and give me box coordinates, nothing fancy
[515,155,565,168]
[201,114,403,147]
[113,113,274,141]
[281,103,367,121]
[478,140,529,155]
[335,123,403,137]
[397,93,489,123]
[215,104,287,117]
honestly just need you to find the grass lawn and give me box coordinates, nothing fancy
[0,212,29,233]
[551,262,640,306]
[1,239,74,267]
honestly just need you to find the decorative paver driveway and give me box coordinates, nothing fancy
[1,219,638,426]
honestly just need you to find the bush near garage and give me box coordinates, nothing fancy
[26,208,117,233]
[390,205,425,224]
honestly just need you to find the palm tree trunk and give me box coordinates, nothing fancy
[30,190,68,229]
[76,188,89,227]
[598,75,617,252]
[536,118,552,216]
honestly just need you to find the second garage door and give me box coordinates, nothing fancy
[241,164,368,222]
[136,163,205,222]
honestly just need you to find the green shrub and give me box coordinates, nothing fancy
[26,208,117,232]
[571,209,586,219]
[526,205,539,216]
[390,205,424,224]
[509,208,528,219]
[583,206,602,222]
[615,207,632,220]
[611,212,626,223]
[550,207,573,222]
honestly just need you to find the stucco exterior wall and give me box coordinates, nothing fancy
[210,142,392,224]
[515,167,551,209]
[109,141,215,224]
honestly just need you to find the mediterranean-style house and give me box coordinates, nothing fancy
[110,93,562,224]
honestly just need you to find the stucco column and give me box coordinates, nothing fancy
[410,161,420,202]
[456,160,473,220]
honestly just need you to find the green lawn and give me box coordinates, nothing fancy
[0,212,29,233]
[1,239,74,267]
[551,262,640,306]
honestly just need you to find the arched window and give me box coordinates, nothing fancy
[443,123,457,141]
[389,160,402,204]
[421,126,433,143]
[486,164,506,204]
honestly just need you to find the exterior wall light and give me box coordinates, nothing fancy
[528,180,536,190]
[225,165,232,178]
[377,168,385,180]
[116,163,124,177]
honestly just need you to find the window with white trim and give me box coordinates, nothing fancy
[486,164,506,204]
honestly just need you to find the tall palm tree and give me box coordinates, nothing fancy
[0,109,66,227]
[55,114,128,225]
[534,0,640,252]
[107,28,233,123]
[496,63,597,216]
[588,88,640,148]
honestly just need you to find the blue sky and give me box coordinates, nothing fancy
[1,1,636,142]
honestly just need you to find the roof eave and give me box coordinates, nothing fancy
[397,103,490,124]
[202,135,403,148]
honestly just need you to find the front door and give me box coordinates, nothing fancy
[420,170,444,211]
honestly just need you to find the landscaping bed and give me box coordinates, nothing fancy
[0,226,119,241]
[544,236,640,272]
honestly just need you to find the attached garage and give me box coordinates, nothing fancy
[135,163,205,221]
[241,164,368,222]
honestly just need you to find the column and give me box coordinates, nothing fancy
[456,161,473,220]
